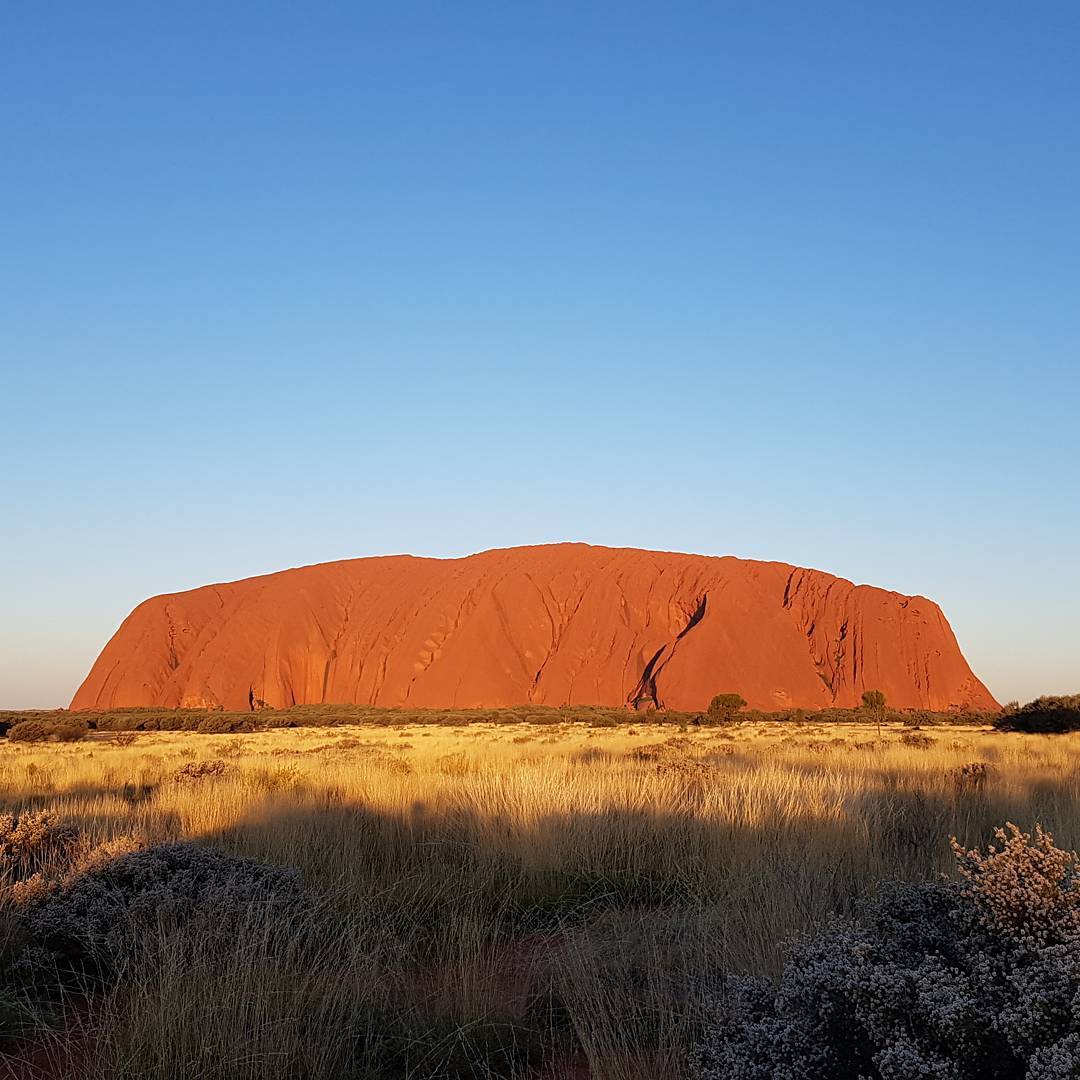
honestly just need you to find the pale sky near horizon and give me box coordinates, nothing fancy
[2,3,1077,709]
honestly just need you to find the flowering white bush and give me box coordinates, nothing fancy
[694,824,1080,1080]
[0,811,310,1047]
[26,842,305,980]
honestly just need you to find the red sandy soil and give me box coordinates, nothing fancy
[72,543,997,714]
[0,1000,96,1080]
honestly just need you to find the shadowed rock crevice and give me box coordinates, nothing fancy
[628,594,708,710]
[629,645,669,711]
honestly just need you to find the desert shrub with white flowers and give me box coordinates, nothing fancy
[694,823,1080,1080]
[24,842,305,983]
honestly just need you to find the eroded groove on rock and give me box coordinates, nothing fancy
[677,594,708,639]
[629,645,669,710]
[628,593,709,709]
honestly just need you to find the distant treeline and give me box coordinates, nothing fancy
[0,699,1025,740]
[994,695,1080,734]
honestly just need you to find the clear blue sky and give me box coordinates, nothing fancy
[2,3,1077,708]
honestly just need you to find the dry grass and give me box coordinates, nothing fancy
[3,721,1079,1078]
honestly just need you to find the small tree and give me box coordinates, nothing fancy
[862,689,886,741]
[708,694,747,724]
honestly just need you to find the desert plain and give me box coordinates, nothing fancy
[2,712,1076,1078]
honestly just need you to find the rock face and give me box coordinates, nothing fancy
[71,544,998,713]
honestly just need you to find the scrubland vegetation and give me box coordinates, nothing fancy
[2,715,1080,1078]
[0,699,1009,743]
[996,694,1080,733]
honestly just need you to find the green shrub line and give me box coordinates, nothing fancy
[0,697,1024,739]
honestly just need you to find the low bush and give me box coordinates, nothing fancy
[196,715,255,734]
[51,723,87,743]
[24,842,306,980]
[694,823,1080,1079]
[13,722,50,742]
[587,713,620,728]
[7,720,86,744]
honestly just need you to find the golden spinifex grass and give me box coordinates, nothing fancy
[2,721,1079,1079]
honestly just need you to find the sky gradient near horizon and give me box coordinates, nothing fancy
[2,3,1078,708]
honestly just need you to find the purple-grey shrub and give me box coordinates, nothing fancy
[694,824,1080,1080]
[25,842,305,980]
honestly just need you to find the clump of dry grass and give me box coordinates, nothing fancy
[0,812,79,885]
[898,729,935,748]
[172,759,232,783]
[948,760,994,792]
[0,721,1078,1077]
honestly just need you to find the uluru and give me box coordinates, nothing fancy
[70,544,997,713]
